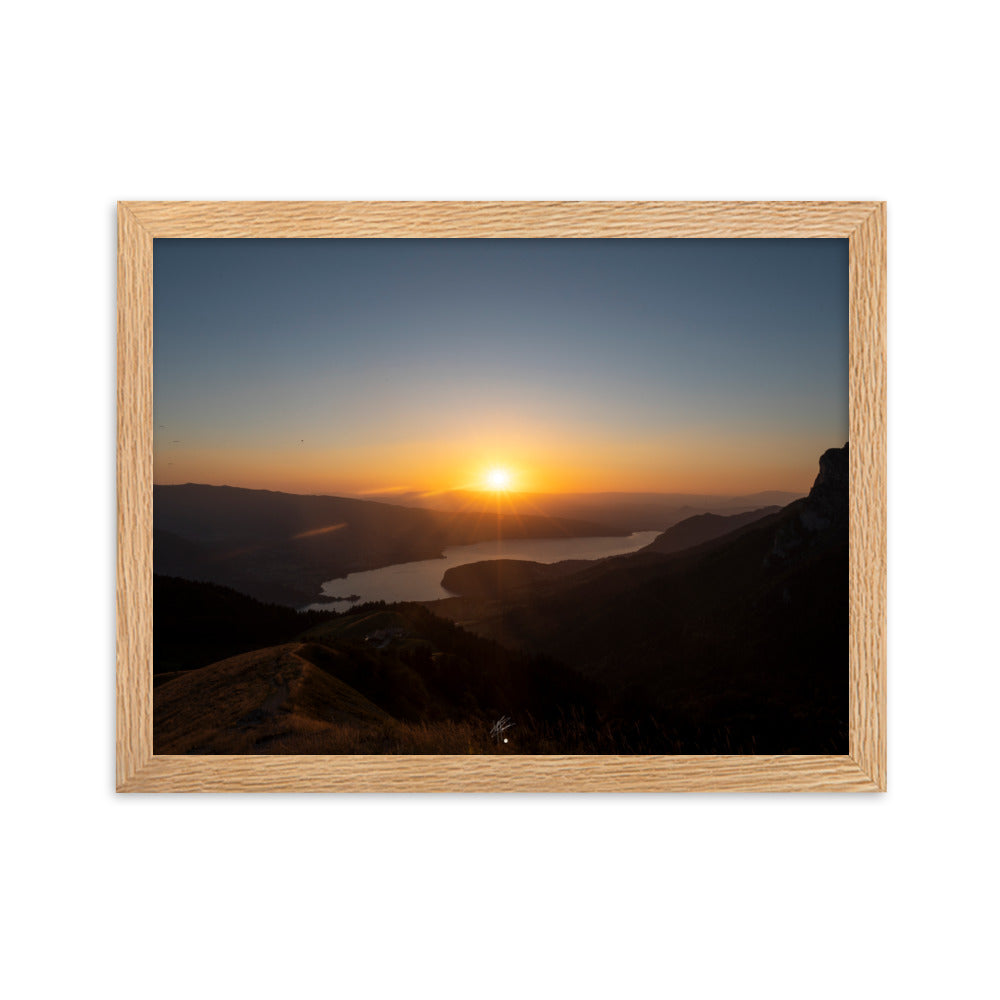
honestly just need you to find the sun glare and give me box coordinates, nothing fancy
[486,468,511,490]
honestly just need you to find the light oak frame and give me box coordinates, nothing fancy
[117,201,886,792]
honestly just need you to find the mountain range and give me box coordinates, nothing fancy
[153,445,848,754]
[155,483,623,606]
[362,488,804,533]
[431,446,848,751]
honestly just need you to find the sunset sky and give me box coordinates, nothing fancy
[153,238,847,496]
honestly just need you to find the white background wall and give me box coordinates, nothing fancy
[3,3,997,998]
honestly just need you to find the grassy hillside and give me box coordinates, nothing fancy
[154,644,392,753]
[154,589,606,753]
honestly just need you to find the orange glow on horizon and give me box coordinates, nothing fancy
[153,239,847,508]
[152,434,825,498]
[152,417,836,500]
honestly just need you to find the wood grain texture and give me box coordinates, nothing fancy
[116,201,887,792]
[848,204,888,790]
[117,205,155,790]
[124,754,874,793]
[124,200,877,239]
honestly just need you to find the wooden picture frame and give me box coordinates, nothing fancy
[117,201,886,792]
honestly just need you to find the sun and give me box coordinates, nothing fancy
[485,468,511,490]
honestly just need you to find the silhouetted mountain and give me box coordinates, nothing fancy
[153,449,847,754]
[767,445,848,566]
[429,445,849,752]
[639,506,780,555]
[438,505,781,600]
[155,483,622,605]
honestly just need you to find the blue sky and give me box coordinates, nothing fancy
[153,238,848,495]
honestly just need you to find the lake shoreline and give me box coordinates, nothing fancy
[303,530,661,611]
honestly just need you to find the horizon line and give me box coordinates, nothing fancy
[152,480,809,500]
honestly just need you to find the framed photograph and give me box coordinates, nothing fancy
[117,201,885,792]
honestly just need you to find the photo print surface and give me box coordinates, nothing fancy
[152,237,848,755]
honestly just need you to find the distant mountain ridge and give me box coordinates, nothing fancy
[438,504,782,600]
[363,488,805,533]
[155,483,622,606]
[639,505,781,555]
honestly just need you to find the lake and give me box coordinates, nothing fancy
[304,530,661,609]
